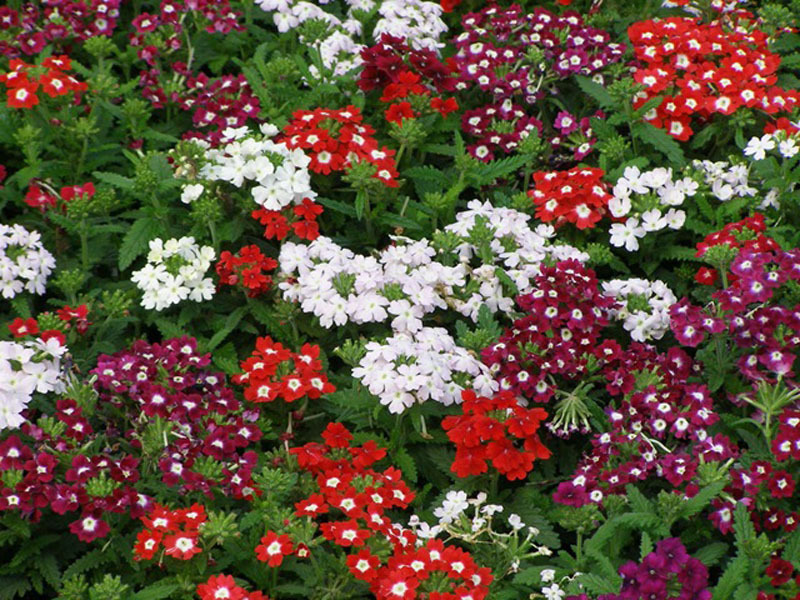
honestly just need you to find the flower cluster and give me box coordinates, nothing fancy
[628,15,800,140]
[353,328,497,414]
[291,423,492,600]
[599,538,711,600]
[130,237,215,311]
[177,74,259,145]
[0,224,55,299]
[373,0,448,52]
[481,260,617,404]
[0,335,67,430]
[451,5,625,105]
[693,213,780,285]
[442,390,550,480]
[24,181,95,213]
[282,105,399,187]
[358,33,456,96]
[216,245,278,298]
[232,336,334,404]
[601,278,677,342]
[691,159,760,204]
[197,574,268,600]
[461,99,543,161]
[134,503,207,561]
[607,166,697,251]
[554,342,737,509]
[0,2,121,57]
[0,55,87,108]
[91,337,262,499]
[550,109,604,162]
[529,167,613,229]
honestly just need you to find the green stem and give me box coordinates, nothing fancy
[80,220,90,273]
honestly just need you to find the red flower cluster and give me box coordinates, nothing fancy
[0,56,87,109]
[233,337,335,404]
[134,503,206,561]
[251,197,323,242]
[7,309,83,341]
[628,15,800,141]
[24,181,95,212]
[528,167,613,229]
[197,574,268,600]
[694,213,780,285]
[282,106,399,187]
[216,245,278,297]
[255,531,294,567]
[290,423,493,599]
[442,390,551,480]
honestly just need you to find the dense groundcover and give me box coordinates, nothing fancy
[2,0,800,598]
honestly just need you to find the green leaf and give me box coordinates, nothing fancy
[694,542,729,567]
[36,554,59,589]
[206,307,248,351]
[316,196,356,218]
[574,75,616,110]
[678,480,727,520]
[575,572,621,595]
[118,216,162,271]
[632,121,686,167]
[640,531,653,560]
[626,484,653,513]
[131,581,180,600]
[155,318,187,340]
[713,556,747,600]
[393,447,418,483]
[92,170,135,190]
[784,527,800,569]
[469,154,529,185]
[0,577,31,600]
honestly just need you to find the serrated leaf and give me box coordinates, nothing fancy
[206,307,248,351]
[92,170,135,190]
[155,318,187,340]
[575,572,621,595]
[632,121,686,167]
[694,542,729,567]
[131,582,180,600]
[0,577,31,600]
[678,480,727,520]
[783,527,800,569]
[574,75,616,110]
[118,216,162,271]
[713,556,747,600]
[393,447,417,483]
[469,154,529,185]
[625,484,653,513]
[640,531,653,560]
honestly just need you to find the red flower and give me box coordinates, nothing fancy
[385,102,415,125]
[133,529,163,561]
[69,513,110,542]
[6,82,38,109]
[765,557,794,587]
[431,97,459,116]
[255,531,293,567]
[529,167,612,230]
[321,422,353,449]
[694,267,717,286]
[163,532,202,560]
[197,575,247,600]
[8,317,38,338]
[346,548,381,581]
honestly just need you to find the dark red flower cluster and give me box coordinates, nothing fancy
[628,15,800,141]
[461,100,543,161]
[282,106,399,187]
[528,167,613,229]
[8,304,90,339]
[451,5,625,105]
[233,336,335,404]
[0,1,121,58]
[554,344,737,509]
[0,430,147,543]
[91,337,263,499]
[693,214,780,285]
[251,198,323,242]
[216,245,278,298]
[24,181,94,213]
[442,390,551,480]
[134,502,206,561]
[481,260,617,403]
[358,34,455,97]
[290,423,492,600]
[197,574,268,600]
[0,56,87,109]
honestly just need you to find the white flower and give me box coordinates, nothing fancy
[779,138,799,158]
[609,218,645,252]
[744,134,775,161]
[542,583,565,600]
[180,183,205,204]
[540,569,556,583]
[508,513,524,530]
[434,490,469,524]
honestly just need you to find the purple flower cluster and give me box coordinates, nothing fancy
[461,99,543,161]
[451,5,625,105]
[616,538,711,600]
[91,336,263,499]
[0,1,122,58]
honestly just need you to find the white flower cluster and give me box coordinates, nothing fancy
[351,327,497,414]
[183,124,315,212]
[607,166,697,251]
[0,337,68,431]
[374,0,448,51]
[691,160,758,203]
[255,0,366,78]
[0,224,56,299]
[601,278,677,342]
[408,490,551,568]
[443,200,588,320]
[744,131,800,162]
[131,237,215,311]
[278,201,587,329]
